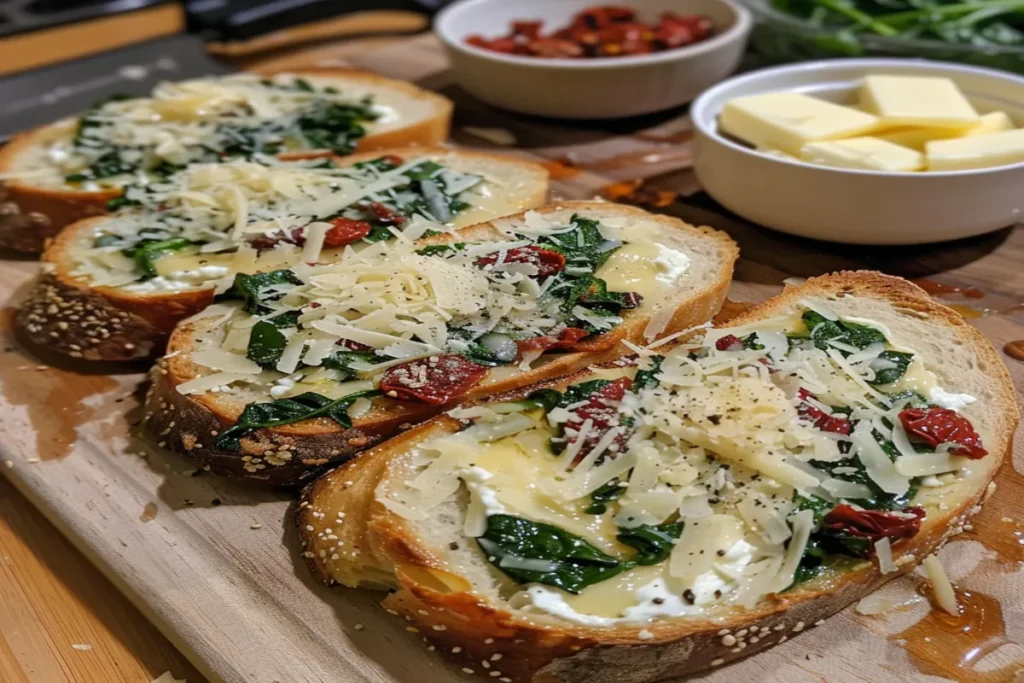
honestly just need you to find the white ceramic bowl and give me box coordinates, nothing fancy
[691,59,1024,245]
[434,0,752,119]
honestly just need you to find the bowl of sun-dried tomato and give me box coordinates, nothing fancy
[435,0,752,119]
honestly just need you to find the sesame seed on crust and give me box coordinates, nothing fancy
[17,273,161,361]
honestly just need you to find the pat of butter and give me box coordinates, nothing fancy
[720,92,880,156]
[926,128,1024,171]
[875,127,964,152]
[800,137,924,172]
[876,111,1014,151]
[861,75,978,130]
[966,110,1014,136]
[757,146,797,160]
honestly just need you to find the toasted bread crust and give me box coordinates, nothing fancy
[21,147,551,362]
[145,361,437,485]
[297,271,1019,683]
[144,202,737,484]
[17,271,167,361]
[0,68,454,253]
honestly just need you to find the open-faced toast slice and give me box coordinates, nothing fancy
[143,201,738,485]
[0,68,453,252]
[18,147,549,361]
[297,271,1019,683]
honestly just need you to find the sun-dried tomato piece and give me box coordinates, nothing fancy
[465,6,713,59]
[337,339,372,352]
[380,355,489,405]
[323,218,372,248]
[511,20,544,38]
[563,377,633,465]
[655,13,713,48]
[899,407,988,459]
[715,334,744,351]
[528,37,585,58]
[577,6,636,29]
[360,201,406,225]
[248,226,304,249]
[515,327,591,358]
[375,154,404,168]
[476,246,566,277]
[824,504,925,555]
[797,388,852,435]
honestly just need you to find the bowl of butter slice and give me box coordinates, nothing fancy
[690,58,1024,245]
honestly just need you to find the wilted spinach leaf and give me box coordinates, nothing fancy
[214,389,380,451]
[616,522,684,565]
[222,270,302,314]
[476,514,630,593]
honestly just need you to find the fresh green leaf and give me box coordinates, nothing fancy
[476,514,630,593]
[214,389,381,451]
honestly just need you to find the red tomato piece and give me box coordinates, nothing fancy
[898,407,988,459]
[465,6,713,59]
[824,504,926,555]
[797,388,852,435]
[378,154,406,168]
[515,327,591,358]
[379,355,489,405]
[562,377,633,466]
[361,201,406,225]
[337,339,372,352]
[715,334,744,351]
[476,246,566,277]
[323,218,372,247]
[512,20,544,38]
[577,6,636,29]
[528,38,585,58]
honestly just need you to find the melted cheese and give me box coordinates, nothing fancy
[367,305,987,626]
[12,73,438,189]
[70,152,540,292]
[595,242,690,301]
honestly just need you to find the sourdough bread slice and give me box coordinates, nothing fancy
[19,147,549,361]
[297,271,1018,683]
[0,68,453,252]
[143,201,738,485]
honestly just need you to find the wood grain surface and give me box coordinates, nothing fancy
[1,31,1022,683]
[0,478,204,683]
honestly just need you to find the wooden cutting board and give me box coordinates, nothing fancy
[1,34,1022,683]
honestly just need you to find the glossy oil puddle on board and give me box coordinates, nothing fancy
[0,307,118,459]
[897,586,1018,682]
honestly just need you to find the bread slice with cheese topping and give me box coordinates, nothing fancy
[297,271,1018,683]
[18,146,549,361]
[142,202,737,485]
[0,68,453,253]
